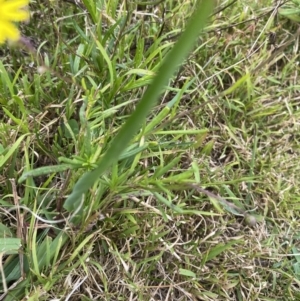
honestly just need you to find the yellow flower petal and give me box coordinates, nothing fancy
[2,10,29,21]
[2,0,29,12]
[0,20,20,42]
[0,0,29,44]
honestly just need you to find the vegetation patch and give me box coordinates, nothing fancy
[0,0,300,300]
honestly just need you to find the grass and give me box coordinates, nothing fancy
[1,0,300,300]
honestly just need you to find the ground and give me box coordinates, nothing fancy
[0,0,300,300]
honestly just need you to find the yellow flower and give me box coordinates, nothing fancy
[0,0,30,44]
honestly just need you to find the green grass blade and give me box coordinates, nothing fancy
[18,164,80,183]
[82,0,97,23]
[0,134,29,170]
[203,240,242,264]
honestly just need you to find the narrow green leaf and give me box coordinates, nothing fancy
[18,164,80,183]
[0,134,29,170]
[153,192,184,213]
[292,247,300,263]
[179,268,196,278]
[153,156,182,179]
[203,240,241,263]
[2,108,28,131]
[181,209,219,216]
[0,61,14,96]
[119,143,149,160]
[223,73,250,95]
[82,0,97,23]
[95,40,115,90]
